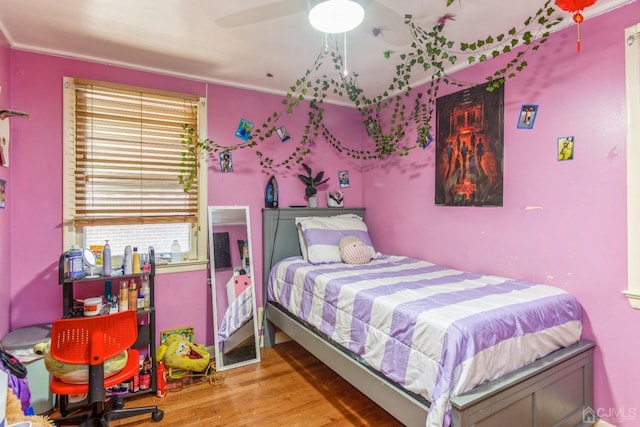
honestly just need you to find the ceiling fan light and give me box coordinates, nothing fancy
[309,0,365,34]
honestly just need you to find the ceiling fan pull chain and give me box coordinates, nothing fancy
[324,32,329,53]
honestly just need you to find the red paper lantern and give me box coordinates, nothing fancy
[555,0,597,52]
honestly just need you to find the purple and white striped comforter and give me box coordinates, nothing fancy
[218,285,253,343]
[267,255,582,427]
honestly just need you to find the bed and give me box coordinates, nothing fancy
[217,275,254,355]
[262,208,595,427]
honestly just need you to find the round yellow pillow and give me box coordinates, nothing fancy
[34,340,127,384]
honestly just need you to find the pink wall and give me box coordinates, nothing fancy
[5,3,640,425]
[0,30,11,338]
[363,4,639,425]
[6,51,362,348]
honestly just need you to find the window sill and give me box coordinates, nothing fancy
[156,259,208,275]
[623,290,640,309]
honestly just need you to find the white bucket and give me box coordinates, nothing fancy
[83,297,103,316]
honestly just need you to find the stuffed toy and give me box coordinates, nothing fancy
[155,334,210,373]
[339,236,373,265]
[4,388,55,427]
[34,340,127,384]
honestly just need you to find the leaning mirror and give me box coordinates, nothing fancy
[208,206,260,371]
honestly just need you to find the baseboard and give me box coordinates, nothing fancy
[275,330,291,344]
[206,345,215,357]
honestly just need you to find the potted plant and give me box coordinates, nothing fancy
[298,163,330,207]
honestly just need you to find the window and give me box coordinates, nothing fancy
[625,24,640,309]
[63,77,208,272]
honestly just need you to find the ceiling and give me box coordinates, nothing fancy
[0,0,632,102]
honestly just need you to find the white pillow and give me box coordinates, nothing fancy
[295,214,376,264]
[297,224,309,261]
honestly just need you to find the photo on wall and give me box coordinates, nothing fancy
[435,83,504,206]
[235,118,254,141]
[0,178,5,209]
[517,105,538,129]
[276,126,290,142]
[557,136,575,161]
[339,170,350,188]
[0,118,10,167]
[220,151,233,173]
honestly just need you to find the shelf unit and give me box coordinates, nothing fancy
[57,246,158,411]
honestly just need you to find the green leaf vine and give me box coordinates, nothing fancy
[179,0,563,192]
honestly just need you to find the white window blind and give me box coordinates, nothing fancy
[70,78,200,227]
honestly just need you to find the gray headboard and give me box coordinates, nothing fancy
[261,207,366,301]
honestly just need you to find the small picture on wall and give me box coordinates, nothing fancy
[517,105,538,129]
[557,136,574,161]
[220,151,233,172]
[276,126,290,142]
[0,179,6,209]
[235,118,254,141]
[338,170,350,188]
[364,118,377,137]
[0,118,10,167]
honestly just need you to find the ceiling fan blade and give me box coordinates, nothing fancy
[215,0,307,29]
[361,0,413,46]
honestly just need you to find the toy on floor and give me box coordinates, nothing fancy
[4,388,55,427]
[155,333,210,373]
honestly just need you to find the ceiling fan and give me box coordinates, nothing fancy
[214,0,413,47]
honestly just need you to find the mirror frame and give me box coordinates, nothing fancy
[208,206,261,371]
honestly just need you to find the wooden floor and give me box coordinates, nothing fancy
[56,341,403,427]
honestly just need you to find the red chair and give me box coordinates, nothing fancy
[49,310,163,426]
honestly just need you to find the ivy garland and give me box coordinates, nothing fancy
[179,0,563,192]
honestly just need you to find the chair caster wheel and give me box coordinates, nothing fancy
[152,410,164,422]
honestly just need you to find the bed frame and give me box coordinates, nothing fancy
[262,208,596,427]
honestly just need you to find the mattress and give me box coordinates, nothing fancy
[267,255,582,427]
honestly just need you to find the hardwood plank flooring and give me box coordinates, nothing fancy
[55,341,403,426]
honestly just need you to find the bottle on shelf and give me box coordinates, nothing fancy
[119,280,129,312]
[171,240,181,263]
[129,366,140,393]
[128,281,137,310]
[141,273,151,310]
[104,280,112,305]
[133,247,141,274]
[68,245,83,279]
[139,356,151,390]
[124,245,133,275]
[103,240,111,277]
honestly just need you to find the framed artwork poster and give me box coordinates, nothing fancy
[212,232,232,270]
[517,105,538,129]
[435,83,504,207]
